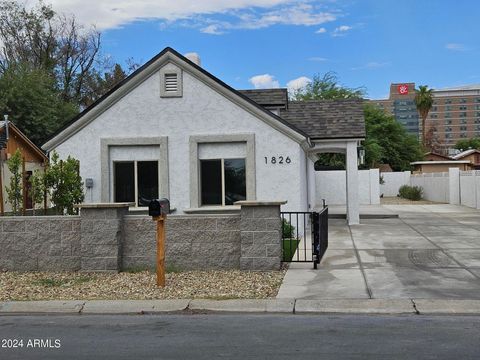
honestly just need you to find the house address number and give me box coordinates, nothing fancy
[264,156,292,165]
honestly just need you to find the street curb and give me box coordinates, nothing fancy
[1,299,480,315]
[295,299,416,314]
[188,299,295,313]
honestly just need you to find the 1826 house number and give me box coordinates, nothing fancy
[264,156,292,165]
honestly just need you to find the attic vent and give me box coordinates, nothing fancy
[164,73,178,92]
[160,68,183,98]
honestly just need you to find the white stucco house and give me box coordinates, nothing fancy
[42,47,365,224]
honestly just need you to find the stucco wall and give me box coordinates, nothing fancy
[54,67,305,213]
[315,169,380,206]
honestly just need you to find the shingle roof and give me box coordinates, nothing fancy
[278,99,365,139]
[238,89,288,107]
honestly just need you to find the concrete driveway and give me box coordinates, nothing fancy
[277,204,480,300]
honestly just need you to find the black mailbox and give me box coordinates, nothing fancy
[149,198,170,217]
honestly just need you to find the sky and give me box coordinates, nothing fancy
[40,0,480,99]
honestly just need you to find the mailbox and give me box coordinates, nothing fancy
[149,198,170,217]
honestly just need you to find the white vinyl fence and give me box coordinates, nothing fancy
[378,168,480,209]
[315,169,380,206]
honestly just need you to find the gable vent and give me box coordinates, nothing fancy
[164,73,178,92]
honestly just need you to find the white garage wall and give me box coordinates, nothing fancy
[315,169,380,206]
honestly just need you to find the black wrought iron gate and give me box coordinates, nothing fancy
[280,206,328,269]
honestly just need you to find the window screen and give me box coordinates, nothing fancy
[224,159,246,205]
[137,161,159,206]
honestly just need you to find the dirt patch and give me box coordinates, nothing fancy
[380,197,443,205]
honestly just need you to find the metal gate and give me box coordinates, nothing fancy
[281,206,328,269]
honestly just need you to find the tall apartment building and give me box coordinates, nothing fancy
[371,83,419,136]
[371,83,480,154]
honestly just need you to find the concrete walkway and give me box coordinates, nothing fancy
[277,204,480,300]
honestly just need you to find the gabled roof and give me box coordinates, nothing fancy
[424,151,452,160]
[0,121,48,162]
[42,47,309,151]
[238,89,288,108]
[452,149,480,159]
[279,99,365,140]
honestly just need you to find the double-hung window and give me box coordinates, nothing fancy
[114,161,159,207]
[200,158,246,206]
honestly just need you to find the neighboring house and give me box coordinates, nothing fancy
[452,149,480,170]
[0,121,48,214]
[424,152,452,162]
[411,160,472,173]
[42,47,365,224]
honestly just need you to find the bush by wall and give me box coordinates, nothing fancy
[398,185,423,201]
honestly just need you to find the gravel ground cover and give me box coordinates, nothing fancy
[380,196,442,205]
[0,269,286,301]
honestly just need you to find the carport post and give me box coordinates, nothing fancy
[346,141,360,225]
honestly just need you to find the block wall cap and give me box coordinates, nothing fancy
[74,203,135,209]
[234,201,287,206]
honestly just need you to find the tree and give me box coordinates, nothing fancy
[30,169,45,215]
[364,104,424,171]
[414,85,434,147]
[0,64,78,145]
[0,1,101,106]
[5,148,22,215]
[455,137,480,151]
[44,151,84,215]
[291,72,366,101]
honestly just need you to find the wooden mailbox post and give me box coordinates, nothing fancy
[149,199,170,287]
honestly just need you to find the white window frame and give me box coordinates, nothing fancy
[113,160,160,208]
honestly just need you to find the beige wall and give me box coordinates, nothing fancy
[413,163,471,173]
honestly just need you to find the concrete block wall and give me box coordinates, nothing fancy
[238,202,283,271]
[123,215,241,270]
[0,202,284,272]
[0,217,82,271]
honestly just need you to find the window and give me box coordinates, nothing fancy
[460,118,467,124]
[430,114,438,119]
[459,105,467,110]
[114,161,159,207]
[460,126,467,131]
[200,158,246,206]
[460,98,467,103]
[445,127,452,132]
[445,105,452,111]
[445,133,453,139]
[445,119,452,125]
[445,112,451,118]
[459,112,467,118]
[460,132,468,138]
[446,99,452,104]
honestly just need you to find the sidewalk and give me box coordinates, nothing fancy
[2,298,480,315]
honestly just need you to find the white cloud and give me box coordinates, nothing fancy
[249,74,280,89]
[287,76,311,94]
[201,25,224,35]
[315,27,326,34]
[43,0,338,32]
[445,43,468,51]
[332,24,352,36]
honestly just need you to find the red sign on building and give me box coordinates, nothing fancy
[397,84,409,95]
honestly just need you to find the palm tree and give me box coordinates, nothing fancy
[414,85,434,147]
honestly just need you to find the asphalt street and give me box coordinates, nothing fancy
[1,314,479,359]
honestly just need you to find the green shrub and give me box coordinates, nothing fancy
[282,219,295,239]
[398,185,423,201]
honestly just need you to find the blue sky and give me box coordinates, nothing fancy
[49,0,480,99]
